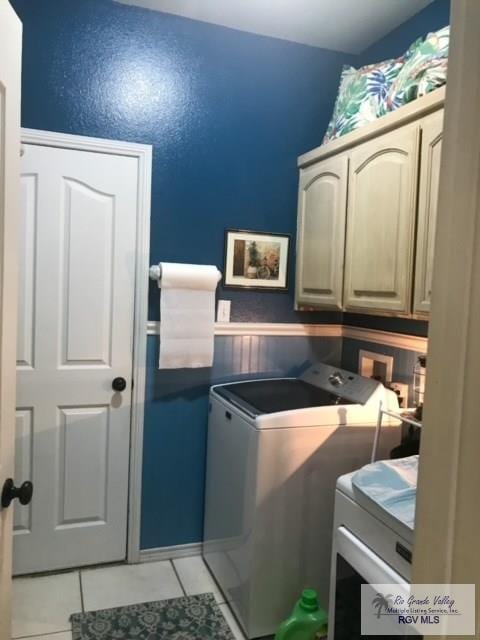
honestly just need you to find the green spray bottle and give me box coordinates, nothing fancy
[274,589,328,640]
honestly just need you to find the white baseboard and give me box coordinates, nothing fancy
[140,542,202,563]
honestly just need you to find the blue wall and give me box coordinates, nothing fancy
[341,338,424,402]
[12,0,444,550]
[11,0,350,325]
[11,0,352,549]
[342,313,428,338]
[360,0,450,64]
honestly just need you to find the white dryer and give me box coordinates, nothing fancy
[328,457,418,640]
[202,363,400,639]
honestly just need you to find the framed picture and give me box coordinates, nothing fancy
[223,229,290,290]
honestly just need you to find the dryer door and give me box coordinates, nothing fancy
[330,527,418,640]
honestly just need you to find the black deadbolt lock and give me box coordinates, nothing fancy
[112,377,127,392]
[1,478,33,509]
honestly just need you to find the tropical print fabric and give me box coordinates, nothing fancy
[71,593,235,640]
[322,58,403,143]
[387,26,449,108]
[323,26,449,144]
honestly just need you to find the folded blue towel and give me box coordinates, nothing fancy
[351,456,418,530]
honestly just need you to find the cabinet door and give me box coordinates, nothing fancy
[413,110,443,314]
[344,125,419,314]
[295,155,348,309]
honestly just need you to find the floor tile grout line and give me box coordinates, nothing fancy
[172,556,226,605]
[14,629,72,639]
[202,558,227,605]
[79,570,85,613]
[14,559,230,638]
[12,560,236,639]
[169,559,187,596]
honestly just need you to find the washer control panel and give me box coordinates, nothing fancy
[300,363,380,405]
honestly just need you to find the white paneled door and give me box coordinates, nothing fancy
[0,0,22,635]
[15,144,138,574]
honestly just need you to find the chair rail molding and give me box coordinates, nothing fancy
[147,320,428,352]
[146,321,342,338]
[342,326,427,352]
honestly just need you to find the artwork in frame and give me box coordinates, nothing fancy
[223,229,290,290]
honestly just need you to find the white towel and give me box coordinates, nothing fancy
[158,263,219,369]
[352,456,419,530]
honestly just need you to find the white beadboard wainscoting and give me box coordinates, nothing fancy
[140,320,427,561]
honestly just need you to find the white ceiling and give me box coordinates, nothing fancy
[115,0,434,54]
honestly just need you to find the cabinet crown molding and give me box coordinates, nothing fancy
[298,86,445,169]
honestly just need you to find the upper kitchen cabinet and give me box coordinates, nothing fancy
[413,110,444,315]
[343,124,420,314]
[295,88,444,317]
[295,154,348,309]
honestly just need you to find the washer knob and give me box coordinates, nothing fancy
[329,372,345,386]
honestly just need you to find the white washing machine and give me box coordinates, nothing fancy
[202,363,401,639]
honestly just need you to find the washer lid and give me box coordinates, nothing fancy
[215,378,354,417]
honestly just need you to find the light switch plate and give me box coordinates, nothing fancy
[217,299,231,323]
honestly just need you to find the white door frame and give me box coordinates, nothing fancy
[412,1,480,632]
[20,128,152,564]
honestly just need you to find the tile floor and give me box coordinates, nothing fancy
[12,556,246,640]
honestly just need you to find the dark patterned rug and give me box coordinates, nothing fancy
[71,592,235,640]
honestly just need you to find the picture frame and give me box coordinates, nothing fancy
[223,229,290,291]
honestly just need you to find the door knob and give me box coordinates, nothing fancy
[112,377,127,392]
[1,478,33,508]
